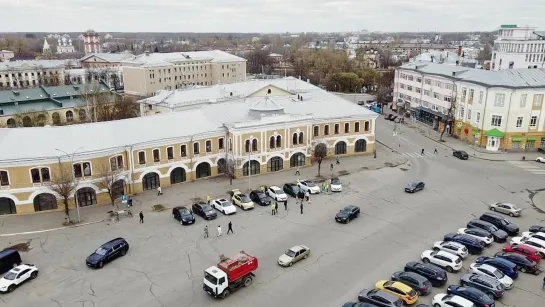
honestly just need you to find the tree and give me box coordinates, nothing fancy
[477,44,492,61]
[245,50,274,74]
[153,46,159,53]
[218,157,236,185]
[49,162,77,222]
[439,106,454,141]
[96,163,123,210]
[314,143,328,177]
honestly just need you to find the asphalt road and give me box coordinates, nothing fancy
[2,122,545,307]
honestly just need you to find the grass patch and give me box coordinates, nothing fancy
[152,204,166,212]
[7,240,32,252]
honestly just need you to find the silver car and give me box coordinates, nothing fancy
[278,245,310,267]
[489,202,521,217]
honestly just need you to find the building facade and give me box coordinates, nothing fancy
[121,50,247,97]
[491,24,545,71]
[0,60,66,89]
[0,50,14,62]
[57,35,76,54]
[0,77,377,215]
[83,30,101,54]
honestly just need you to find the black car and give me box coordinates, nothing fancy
[447,285,495,307]
[172,206,195,225]
[0,249,22,274]
[86,238,129,269]
[389,115,398,121]
[475,256,518,279]
[405,180,425,193]
[479,213,519,236]
[467,219,508,242]
[529,225,545,233]
[443,233,484,254]
[391,271,432,296]
[453,150,469,160]
[192,202,217,220]
[404,261,447,287]
[342,303,379,307]
[494,252,540,275]
[358,289,403,307]
[283,183,301,198]
[459,273,505,299]
[335,205,360,223]
[249,190,271,206]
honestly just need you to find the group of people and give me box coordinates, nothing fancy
[204,222,234,238]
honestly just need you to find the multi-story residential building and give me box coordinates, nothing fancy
[0,50,14,62]
[0,77,377,215]
[121,50,247,97]
[0,60,66,89]
[491,24,545,71]
[356,43,457,55]
[395,62,545,152]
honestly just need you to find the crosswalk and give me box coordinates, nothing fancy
[507,161,545,175]
[401,152,437,158]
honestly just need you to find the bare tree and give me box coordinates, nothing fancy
[439,107,454,141]
[314,143,328,176]
[49,162,77,222]
[96,163,123,210]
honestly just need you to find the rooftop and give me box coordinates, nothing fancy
[122,50,246,67]
[80,52,134,63]
[0,60,66,71]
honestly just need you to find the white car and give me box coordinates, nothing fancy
[330,178,342,192]
[469,263,513,289]
[536,157,545,163]
[521,231,545,242]
[211,198,237,215]
[421,250,463,273]
[433,241,469,259]
[511,236,545,256]
[267,186,288,201]
[0,264,39,293]
[489,202,521,217]
[432,293,475,307]
[297,180,320,194]
[457,228,493,245]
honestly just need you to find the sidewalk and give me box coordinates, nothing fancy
[530,190,545,214]
[0,144,407,235]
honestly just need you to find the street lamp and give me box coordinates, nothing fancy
[55,147,84,222]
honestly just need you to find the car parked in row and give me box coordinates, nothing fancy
[479,213,519,236]
[475,256,518,279]
[282,183,301,198]
[249,190,271,206]
[374,280,419,305]
[211,198,237,215]
[432,294,474,307]
[453,150,469,160]
[297,180,320,194]
[510,236,545,257]
[421,250,462,273]
[172,206,196,225]
[86,238,129,269]
[457,228,493,246]
[520,231,545,242]
[391,271,432,296]
[335,206,360,223]
[459,273,505,299]
[536,157,545,163]
[432,241,468,259]
[267,185,288,201]
[0,249,22,274]
[489,202,521,217]
[342,303,378,307]
[529,225,545,233]
[405,180,425,193]
[357,288,404,307]
[494,252,540,274]
[231,190,254,210]
[468,263,513,289]
[0,264,39,293]
[501,243,542,263]
[467,219,508,243]
[443,233,484,255]
[404,261,447,287]
[446,285,495,307]
[192,202,217,220]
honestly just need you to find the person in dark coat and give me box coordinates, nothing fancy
[227,221,233,234]
[139,211,144,223]
[284,199,287,210]
[300,202,303,214]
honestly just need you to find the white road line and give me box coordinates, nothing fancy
[425,152,435,157]
[529,170,545,174]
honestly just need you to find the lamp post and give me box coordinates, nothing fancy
[55,147,84,222]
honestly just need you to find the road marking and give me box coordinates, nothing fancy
[530,170,545,174]
[0,220,105,237]
[402,152,436,158]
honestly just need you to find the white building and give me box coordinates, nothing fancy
[57,35,75,54]
[0,50,14,62]
[491,24,545,71]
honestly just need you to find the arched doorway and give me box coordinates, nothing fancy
[22,116,32,127]
[33,193,58,212]
[0,197,16,215]
[335,141,347,155]
[355,139,367,152]
[267,157,283,172]
[217,158,226,174]
[142,173,160,191]
[77,187,96,207]
[290,153,305,167]
[111,180,125,200]
[196,162,211,179]
[243,160,260,176]
[170,168,186,184]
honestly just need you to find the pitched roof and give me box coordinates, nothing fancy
[80,52,134,63]
[0,60,66,71]
[122,50,246,67]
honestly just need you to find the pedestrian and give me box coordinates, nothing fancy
[330,163,334,171]
[373,149,377,158]
[271,202,276,215]
[300,202,303,214]
[336,155,340,164]
[217,225,222,237]
[421,148,425,155]
[157,186,162,196]
[434,146,438,154]
[321,182,326,192]
[139,211,144,223]
[325,182,329,193]
[543,276,545,290]
[204,225,209,238]
[227,221,233,234]
[284,199,288,210]
[260,185,265,192]
[295,166,300,176]
[305,190,310,202]
[298,191,304,202]
[207,195,211,205]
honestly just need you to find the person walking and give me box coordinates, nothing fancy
[300,202,304,214]
[336,155,340,164]
[204,225,209,238]
[284,199,288,210]
[373,149,377,158]
[434,146,438,154]
[271,202,276,215]
[330,163,334,171]
[139,211,144,223]
[295,166,300,176]
[305,190,310,202]
[157,186,162,196]
[207,195,211,205]
[421,148,425,156]
[217,225,222,237]
[227,221,233,234]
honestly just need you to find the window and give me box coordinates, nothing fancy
[415,87,421,93]
[445,84,453,90]
[344,123,350,133]
[491,115,502,127]
[433,92,439,99]
[334,124,340,134]
[400,84,405,89]
[79,109,87,121]
[206,140,212,152]
[520,94,527,107]
[476,112,481,124]
[276,135,282,148]
[245,140,251,152]
[530,116,538,128]
[416,77,422,83]
[407,85,413,91]
[479,91,483,104]
[467,110,471,120]
[138,151,146,164]
[252,139,258,151]
[269,136,275,149]
[534,94,543,107]
[461,88,467,100]
[0,170,9,186]
[73,162,92,178]
[494,94,505,107]
[469,89,474,101]
[408,75,413,81]
[516,116,523,128]
[180,145,187,157]
[424,90,430,96]
[66,110,74,122]
[364,121,370,131]
[324,125,330,135]
[218,138,224,150]
[152,149,160,162]
[459,107,465,118]
[435,81,442,87]
[298,132,304,144]
[313,126,319,137]
[425,79,431,85]
[30,167,50,183]
[193,142,200,154]
[110,155,124,171]
[292,133,298,145]
[355,122,360,132]
[167,147,174,160]
[444,96,451,102]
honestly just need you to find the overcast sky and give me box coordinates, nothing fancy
[1,0,544,33]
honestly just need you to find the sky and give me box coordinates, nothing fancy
[1,0,545,33]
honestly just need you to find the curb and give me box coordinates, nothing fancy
[376,140,409,165]
[419,134,516,162]
[0,219,106,237]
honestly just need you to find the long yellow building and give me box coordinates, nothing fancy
[0,77,378,215]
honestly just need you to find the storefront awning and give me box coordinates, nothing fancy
[527,137,536,141]
[413,106,445,119]
[484,128,505,138]
[511,137,523,142]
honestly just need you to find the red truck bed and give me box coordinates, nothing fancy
[218,251,258,282]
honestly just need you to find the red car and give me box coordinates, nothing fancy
[503,244,542,263]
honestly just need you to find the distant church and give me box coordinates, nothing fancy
[42,34,75,54]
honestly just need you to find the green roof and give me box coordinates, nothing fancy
[527,137,536,141]
[484,128,505,137]
[512,137,523,142]
[500,25,517,28]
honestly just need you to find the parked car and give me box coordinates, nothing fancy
[457,228,493,245]
[510,236,545,257]
[211,198,237,215]
[297,179,320,194]
[283,183,301,198]
[467,219,508,243]
[521,231,545,242]
[277,245,310,267]
[494,252,540,274]
[385,114,394,120]
[249,190,271,206]
[479,213,519,236]
[86,238,129,269]
[536,157,545,163]
[0,264,38,293]
[443,233,484,255]
[468,263,513,289]
[404,261,447,287]
[529,225,545,233]
[459,273,505,299]
[475,256,518,279]
[231,192,254,210]
[502,244,542,263]
[405,180,425,193]
[421,250,462,272]
[357,288,404,307]
[375,280,419,305]
[446,285,496,307]
[267,185,288,201]
[335,205,360,223]
[391,271,432,296]
[342,303,378,307]
[0,249,22,274]
[489,202,521,217]
[433,241,469,258]
[172,206,196,225]
[330,177,343,192]
[453,150,469,160]
[432,294,475,307]
[191,202,217,220]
